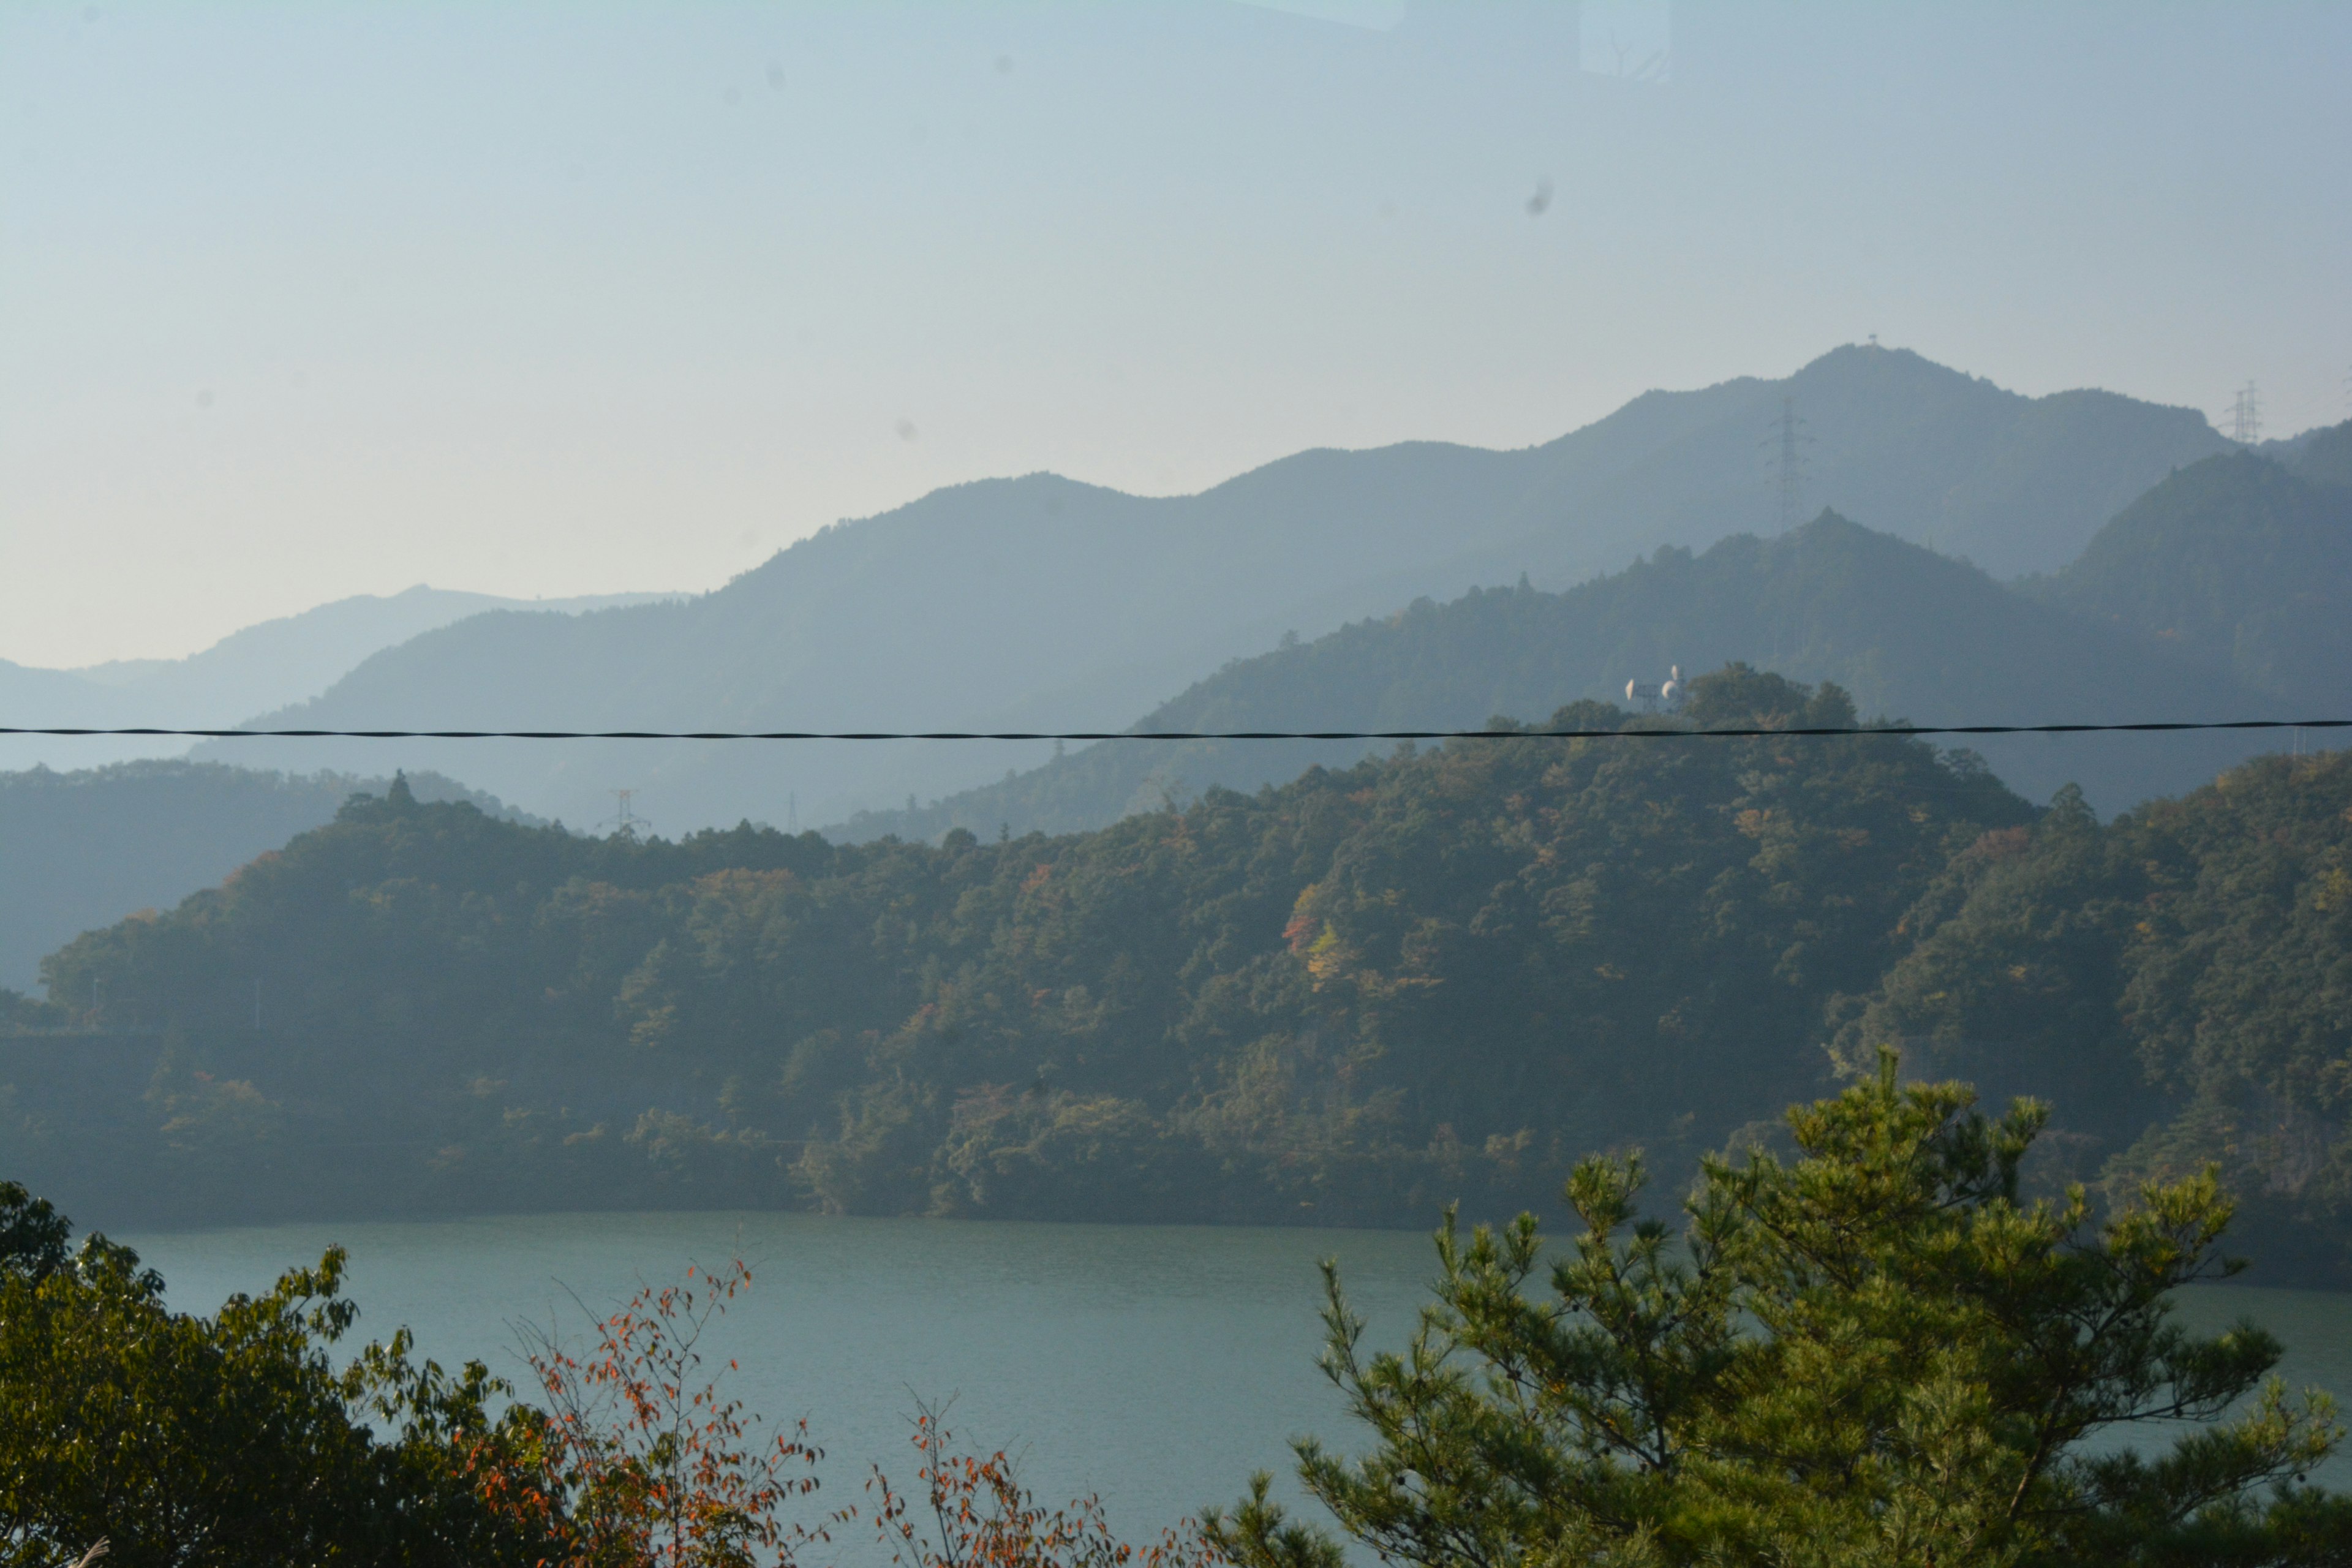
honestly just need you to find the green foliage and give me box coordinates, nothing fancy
[20,670,2351,1268]
[2030,451,2352,709]
[0,760,527,995]
[14,669,2029,1230]
[2,1177,1243,1568]
[0,1180,69,1281]
[0,992,68,1033]
[1845,751,2352,1279]
[0,1202,554,1567]
[1207,1060,2352,1568]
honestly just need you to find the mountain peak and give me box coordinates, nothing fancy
[1787,341,2000,398]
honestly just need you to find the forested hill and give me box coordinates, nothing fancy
[188,345,2226,832]
[15,668,2038,1232]
[16,666,2350,1280]
[2283,416,2352,489]
[2028,448,2352,707]
[1837,748,2352,1281]
[0,762,533,993]
[836,510,2278,843]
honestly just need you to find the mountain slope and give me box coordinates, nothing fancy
[2291,419,2352,489]
[1458,345,2231,590]
[1839,750,2352,1283]
[17,669,2035,1230]
[1,586,676,774]
[23,680,2350,1283]
[835,513,2283,843]
[0,761,530,992]
[70,584,677,715]
[194,347,2228,830]
[2029,451,2352,708]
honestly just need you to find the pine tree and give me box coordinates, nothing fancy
[1208,1056,2352,1568]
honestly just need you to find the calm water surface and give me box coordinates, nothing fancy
[121,1212,2352,1544]
[124,1212,1433,1544]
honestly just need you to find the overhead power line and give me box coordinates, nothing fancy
[2,720,2346,744]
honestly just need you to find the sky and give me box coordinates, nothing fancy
[2,1,2348,669]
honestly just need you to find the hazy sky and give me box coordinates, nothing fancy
[4,1,2348,668]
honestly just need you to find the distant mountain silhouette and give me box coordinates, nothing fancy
[0,761,530,991]
[2029,450,2352,710]
[1445,343,2232,587]
[2286,417,2352,490]
[1,586,677,774]
[198,345,2229,830]
[834,511,2286,843]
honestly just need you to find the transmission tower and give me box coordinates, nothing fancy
[1763,396,1812,530]
[598,788,652,838]
[2229,381,2263,445]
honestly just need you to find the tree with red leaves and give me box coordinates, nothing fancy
[514,1258,825,1568]
[862,1403,1220,1568]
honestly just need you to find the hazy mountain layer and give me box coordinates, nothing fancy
[1,586,676,774]
[834,507,2290,843]
[2029,447,2352,708]
[2293,420,2352,489]
[191,346,2229,831]
[1450,344,2232,587]
[0,761,530,992]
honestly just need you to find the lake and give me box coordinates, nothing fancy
[121,1210,2352,1550]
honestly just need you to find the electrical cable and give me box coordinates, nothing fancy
[2,720,2346,742]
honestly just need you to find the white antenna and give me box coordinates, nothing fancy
[1626,665,1683,714]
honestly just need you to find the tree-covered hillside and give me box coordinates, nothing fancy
[837,510,2278,843]
[2029,450,2352,707]
[0,761,530,992]
[11,669,2033,1233]
[1836,748,2352,1282]
[2288,417,2352,489]
[15,669,2352,1281]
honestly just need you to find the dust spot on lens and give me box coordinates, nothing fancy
[195,390,216,409]
[1526,178,1553,217]
[766,62,786,91]
[995,55,1014,75]
[895,419,919,443]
